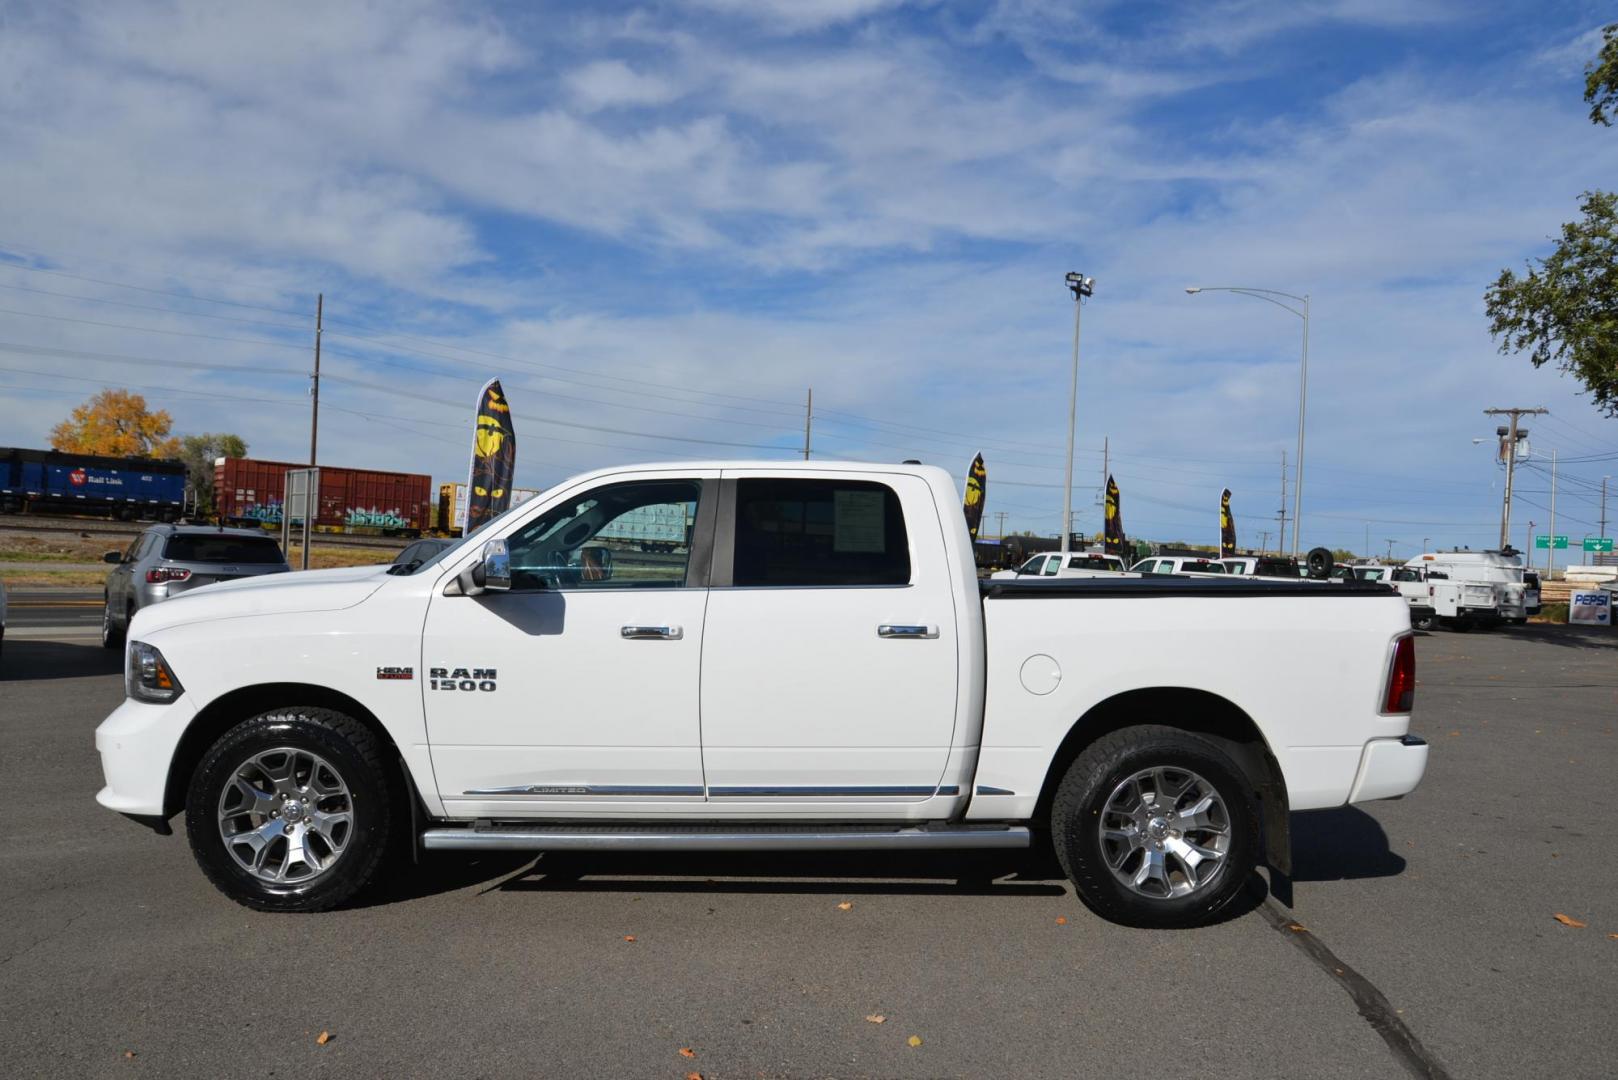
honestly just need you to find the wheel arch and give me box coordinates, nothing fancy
[163,682,424,823]
[1031,686,1291,875]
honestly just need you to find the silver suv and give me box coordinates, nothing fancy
[102,525,289,648]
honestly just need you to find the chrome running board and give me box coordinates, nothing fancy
[420,823,1030,852]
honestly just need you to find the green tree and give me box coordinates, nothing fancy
[49,389,183,458]
[1487,25,1618,417]
[1585,23,1618,125]
[178,433,248,518]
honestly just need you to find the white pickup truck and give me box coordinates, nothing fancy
[95,461,1426,928]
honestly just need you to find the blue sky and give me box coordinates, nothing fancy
[2,0,1616,556]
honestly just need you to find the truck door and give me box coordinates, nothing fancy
[697,471,961,809]
[422,472,717,817]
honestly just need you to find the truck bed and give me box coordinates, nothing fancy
[981,576,1396,598]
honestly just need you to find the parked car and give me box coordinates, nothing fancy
[93,460,1424,929]
[990,551,1128,579]
[388,538,455,574]
[1130,556,1228,575]
[101,526,290,648]
[1219,555,1302,578]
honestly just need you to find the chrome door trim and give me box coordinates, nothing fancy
[462,784,705,797]
[708,785,953,798]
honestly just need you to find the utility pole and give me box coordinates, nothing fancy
[1099,435,1109,506]
[1364,522,1370,559]
[1547,447,1558,577]
[1385,538,1395,562]
[1259,530,1270,556]
[1482,407,1546,550]
[309,292,323,466]
[802,388,813,460]
[1277,450,1288,551]
[994,511,1009,540]
[1601,476,1610,541]
[1061,273,1095,557]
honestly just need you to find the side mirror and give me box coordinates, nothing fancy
[103,550,124,564]
[456,538,511,596]
[479,538,511,591]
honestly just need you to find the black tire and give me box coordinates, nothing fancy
[100,598,124,649]
[1051,725,1259,929]
[1410,610,1435,631]
[185,707,399,912]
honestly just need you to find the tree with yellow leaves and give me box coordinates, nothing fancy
[49,389,183,459]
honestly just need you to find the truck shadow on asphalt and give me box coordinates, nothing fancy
[368,806,1402,922]
[1497,624,1618,651]
[0,638,123,680]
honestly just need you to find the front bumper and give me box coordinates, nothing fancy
[1347,734,1428,803]
[94,695,198,817]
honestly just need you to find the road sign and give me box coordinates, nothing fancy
[1583,537,1615,553]
[1535,535,1569,549]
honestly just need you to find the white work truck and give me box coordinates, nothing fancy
[95,461,1426,928]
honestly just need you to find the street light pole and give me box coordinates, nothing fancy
[1062,273,1094,558]
[1186,285,1309,556]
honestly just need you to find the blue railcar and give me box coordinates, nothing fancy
[0,447,187,521]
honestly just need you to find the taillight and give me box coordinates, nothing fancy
[1383,634,1415,714]
[146,567,192,583]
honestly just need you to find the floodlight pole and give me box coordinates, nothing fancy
[1062,273,1094,557]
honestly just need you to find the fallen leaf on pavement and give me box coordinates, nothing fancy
[679,1048,696,1058]
[907,1035,923,1048]
[686,1072,703,1080]
[866,1015,886,1024]
[623,935,637,942]
[1553,914,1586,928]
[316,1031,332,1046]
[1287,922,1307,933]
[123,1051,136,1059]
[1608,933,1618,940]
[1055,916,1067,925]
[836,901,853,911]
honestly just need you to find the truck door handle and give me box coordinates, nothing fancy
[621,625,682,640]
[877,624,937,639]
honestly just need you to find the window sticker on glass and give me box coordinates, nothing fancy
[833,488,886,553]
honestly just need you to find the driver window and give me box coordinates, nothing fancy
[504,479,701,590]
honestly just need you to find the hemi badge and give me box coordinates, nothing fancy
[376,666,414,680]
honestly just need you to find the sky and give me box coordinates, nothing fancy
[2,0,1617,558]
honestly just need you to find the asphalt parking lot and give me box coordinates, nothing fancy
[2,623,1615,1079]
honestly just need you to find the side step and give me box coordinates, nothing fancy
[420,822,1031,853]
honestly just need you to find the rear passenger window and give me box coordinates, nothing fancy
[732,479,910,587]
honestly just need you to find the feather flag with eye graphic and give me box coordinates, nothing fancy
[963,453,987,541]
[1220,488,1237,557]
[466,378,517,534]
[1103,474,1126,557]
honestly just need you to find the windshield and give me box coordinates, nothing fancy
[400,490,545,575]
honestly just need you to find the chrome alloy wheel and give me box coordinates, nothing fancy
[1098,766,1231,900]
[217,747,354,885]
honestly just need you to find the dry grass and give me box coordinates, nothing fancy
[0,568,110,589]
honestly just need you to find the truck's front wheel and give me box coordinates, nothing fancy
[1052,725,1259,928]
[185,707,397,912]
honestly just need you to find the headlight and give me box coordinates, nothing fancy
[126,641,184,704]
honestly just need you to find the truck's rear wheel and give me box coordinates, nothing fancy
[1411,610,1436,631]
[1052,725,1259,928]
[185,707,397,912]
